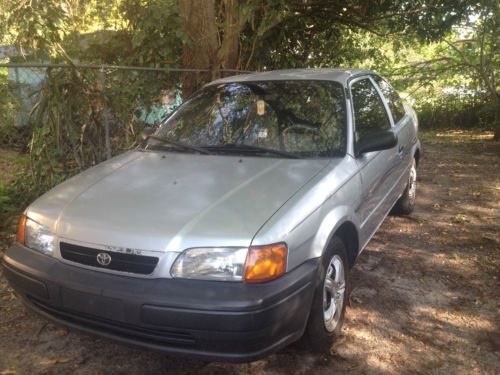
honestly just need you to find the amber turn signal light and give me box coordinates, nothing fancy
[244,243,287,283]
[17,215,27,245]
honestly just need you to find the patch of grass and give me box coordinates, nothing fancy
[0,148,28,184]
[419,129,495,145]
[452,213,471,224]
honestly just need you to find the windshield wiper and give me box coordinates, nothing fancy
[147,135,213,155]
[205,143,299,159]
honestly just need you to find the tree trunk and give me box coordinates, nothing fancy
[494,110,499,141]
[178,0,219,97]
[216,0,250,70]
[178,0,258,97]
[488,93,499,142]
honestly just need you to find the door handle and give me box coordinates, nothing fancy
[398,145,405,157]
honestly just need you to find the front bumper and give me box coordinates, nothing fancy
[2,243,318,362]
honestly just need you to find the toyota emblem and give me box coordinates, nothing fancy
[96,252,112,266]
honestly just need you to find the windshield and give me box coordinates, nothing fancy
[148,80,346,158]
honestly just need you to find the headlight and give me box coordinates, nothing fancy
[171,243,288,283]
[17,215,55,255]
[171,247,248,281]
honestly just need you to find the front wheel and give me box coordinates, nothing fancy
[305,236,348,352]
[392,158,417,215]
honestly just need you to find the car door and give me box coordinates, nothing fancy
[372,75,414,189]
[350,76,401,248]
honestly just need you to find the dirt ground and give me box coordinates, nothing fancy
[0,130,498,375]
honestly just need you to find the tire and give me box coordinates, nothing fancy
[392,158,417,215]
[305,236,349,352]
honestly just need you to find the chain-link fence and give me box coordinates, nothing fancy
[0,63,249,161]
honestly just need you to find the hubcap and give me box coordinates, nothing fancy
[323,255,346,332]
[408,164,417,204]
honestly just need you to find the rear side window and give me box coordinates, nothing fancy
[373,76,406,124]
[351,78,391,140]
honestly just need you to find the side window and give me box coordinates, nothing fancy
[373,76,406,124]
[351,78,391,140]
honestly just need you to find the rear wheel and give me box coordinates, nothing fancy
[393,158,417,215]
[305,236,348,352]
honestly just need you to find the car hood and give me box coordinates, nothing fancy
[27,151,330,252]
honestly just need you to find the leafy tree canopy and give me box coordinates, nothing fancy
[1,0,497,135]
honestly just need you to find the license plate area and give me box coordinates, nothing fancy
[61,288,124,321]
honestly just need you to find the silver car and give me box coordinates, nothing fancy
[3,69,420,362]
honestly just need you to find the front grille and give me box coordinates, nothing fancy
[60,242,159,275]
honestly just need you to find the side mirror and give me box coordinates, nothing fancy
[356,130,397,157]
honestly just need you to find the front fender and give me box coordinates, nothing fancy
[310,205,359,260]
[251,156,362,272]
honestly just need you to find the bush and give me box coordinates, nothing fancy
[0,165,35,241]
[414,94,496,131]
[0,68,30,150]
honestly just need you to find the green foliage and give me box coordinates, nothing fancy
[0,0,11,45]
[242,0,479,70]
[416,94,496,130]
[391,13,498,95]
[383,3,499,134]
[7,0,70,58]
[25,66,178,187]
[0,153,32,237]
[0,121,31,150]
[0,68,28,149]
[0,176,45,238]
[30,67,103,179]
[30,68,115,183]
[120,0,184,66]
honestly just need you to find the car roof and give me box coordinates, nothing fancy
[209,68,376,86]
